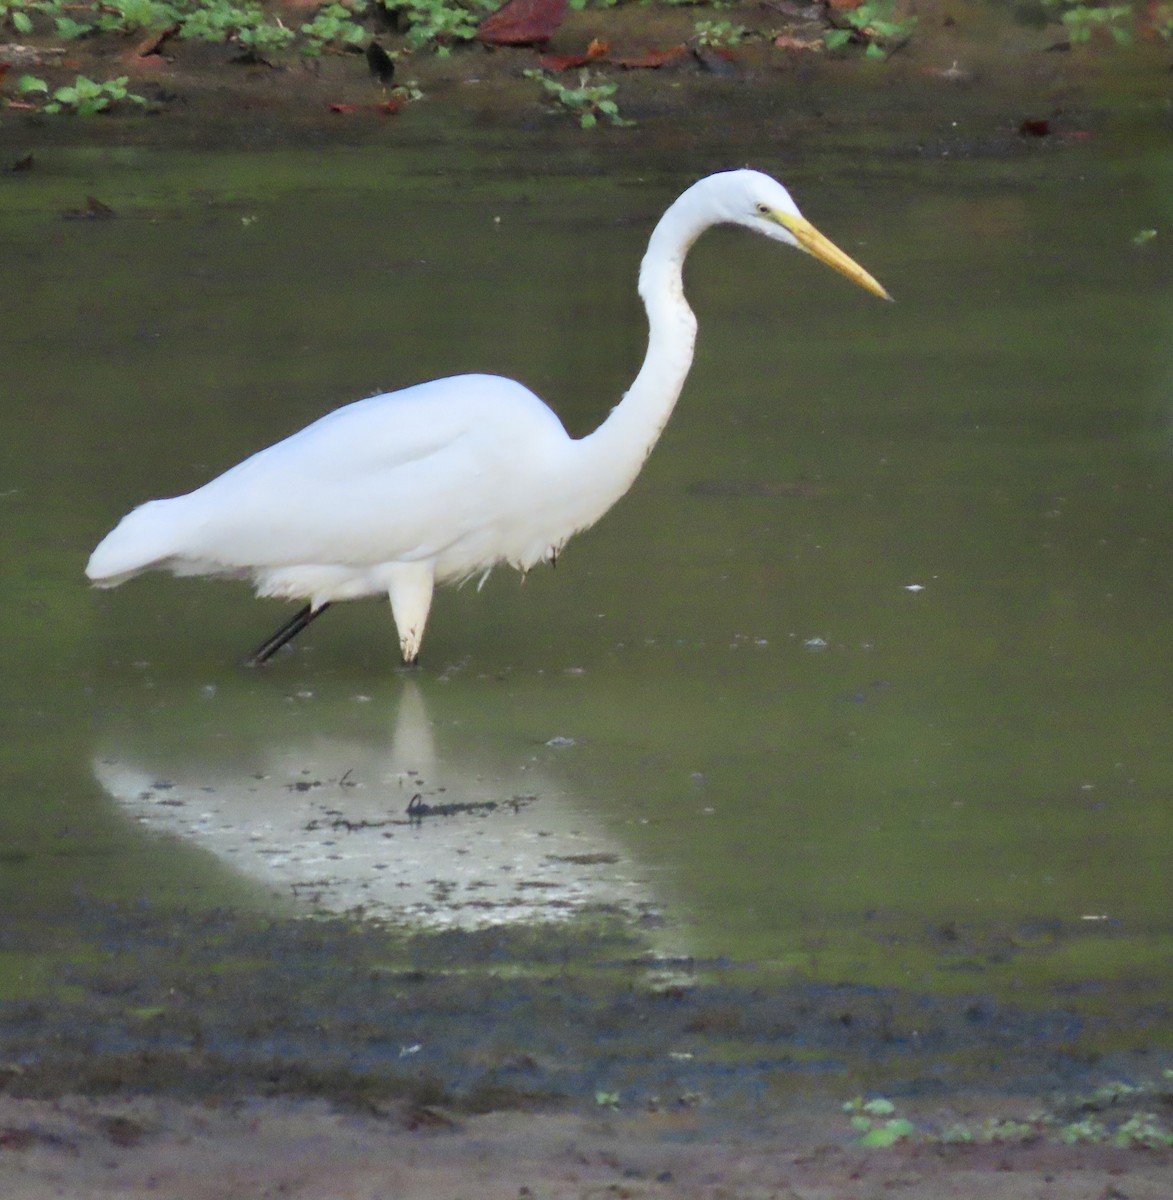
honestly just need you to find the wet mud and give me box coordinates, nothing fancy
[1,902,1171,1195]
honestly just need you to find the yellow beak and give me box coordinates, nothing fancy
[774,212,892,301]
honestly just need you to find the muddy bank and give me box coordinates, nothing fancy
[3,0,1173,151]
[1,902,1169,1113]
[1,1093,1172,1199]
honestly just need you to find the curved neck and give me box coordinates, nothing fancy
[570,189,711,519]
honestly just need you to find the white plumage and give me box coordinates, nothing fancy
[87,169,888,665]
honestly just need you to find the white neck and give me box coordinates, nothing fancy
[565,185,714,532]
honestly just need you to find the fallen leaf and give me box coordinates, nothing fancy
[328,102,360,113]
[1018,117,1051,137]
[539,37,607,69]
[478,0,568,46]
[134,22,178,57]
[124,52,171,71]
[538,51,594,70]
[612,44,687,68]
[772,34,823,51]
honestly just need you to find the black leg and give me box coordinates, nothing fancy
[243,602,331,668]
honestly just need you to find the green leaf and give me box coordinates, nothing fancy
[55,15,92,38]
[13,9,32,32]
[580,111,597,129]
[824,28,852,48]
[859,1119,915,1146]
[17,74,49,94]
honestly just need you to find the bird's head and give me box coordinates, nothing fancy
[699,169,892,301]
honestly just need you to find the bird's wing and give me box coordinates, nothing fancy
[171,374,567,569]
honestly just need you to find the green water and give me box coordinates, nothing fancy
[2,138,1171,1010]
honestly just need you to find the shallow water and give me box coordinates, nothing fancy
[2,134,1171,1073]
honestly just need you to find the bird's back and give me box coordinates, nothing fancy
[87,373,571,585]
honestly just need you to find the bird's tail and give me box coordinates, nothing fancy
[86,499,184,587]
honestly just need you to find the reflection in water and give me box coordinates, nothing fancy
[93,684,663,930]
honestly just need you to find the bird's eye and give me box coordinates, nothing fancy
[756,202,771,215]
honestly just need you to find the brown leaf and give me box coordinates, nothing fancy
[773,34,822,51]
[477,0,568,46]
[1018,117,1051,137]
[134,22,178,57]
[538,51,593,70]
[612,43,687,68]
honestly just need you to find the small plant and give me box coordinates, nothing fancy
[93,0,181,34]
[1,0,36,34]
[844,1078,1173,1152]
[1041,0,1133,43]
[179,0,295,55]
[842,1096,916,1147]
[300,2,366,53]
[524,68,633,129]
[692,18,747,47]
[1111,1113,1173,1149]
[17,72,147,114]
[824,0,916,59]
[382,0,495,55]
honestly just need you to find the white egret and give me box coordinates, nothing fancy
[87,169,889,666]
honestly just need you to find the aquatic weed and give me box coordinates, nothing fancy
[523,68,634,129]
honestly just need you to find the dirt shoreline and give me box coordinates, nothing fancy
[0,1093,1170,1199]
[3,0,1172,151]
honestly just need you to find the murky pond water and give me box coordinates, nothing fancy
[1,130,1170,1104]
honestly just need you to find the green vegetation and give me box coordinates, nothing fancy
[17,73,146,114]
[0,0,35,33]
[1042,0,1133,43]
[4,0,1173,118]
[845,1075,1173,1150]
[523,68,633,129]
[0,0,495,57]
[824,0,917,59]
[299,2,367,53]
[388,0,496,55]
[843,1096,917,1147]
[1036,0,1173,44]
[692,17,748,47]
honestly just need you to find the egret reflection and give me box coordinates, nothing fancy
[93,683,662,930]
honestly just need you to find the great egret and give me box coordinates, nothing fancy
[87,169,889,665]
